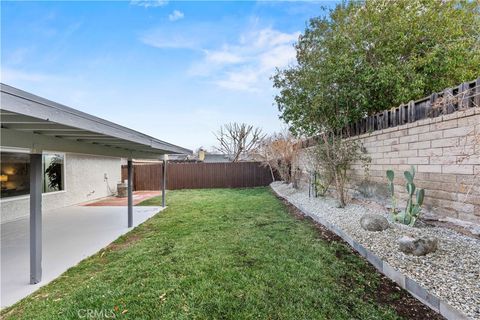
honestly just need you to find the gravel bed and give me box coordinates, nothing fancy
[271,182,480,319]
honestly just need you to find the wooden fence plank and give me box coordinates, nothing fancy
[408,100,415,122]
[399,104,404,125]
[442,87,452,114]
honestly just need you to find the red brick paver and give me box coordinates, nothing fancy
[84,191,162,206]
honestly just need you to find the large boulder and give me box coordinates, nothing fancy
[398,236,438,256]
[360,214,390,231]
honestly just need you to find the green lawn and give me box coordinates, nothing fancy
[2,188,418,319]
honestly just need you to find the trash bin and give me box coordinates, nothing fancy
[117,182,127,197]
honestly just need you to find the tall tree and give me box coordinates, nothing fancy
[273,0,480,137]
[214,123,265,162]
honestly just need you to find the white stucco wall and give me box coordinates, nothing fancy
[1,153,122,223]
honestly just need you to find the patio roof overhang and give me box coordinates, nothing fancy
[0,83,192,159]
[1,83,188,286]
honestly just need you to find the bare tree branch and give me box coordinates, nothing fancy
[214,123,266,162]
[255,130,300,186]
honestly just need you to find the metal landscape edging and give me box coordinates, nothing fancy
[271,187,470,320]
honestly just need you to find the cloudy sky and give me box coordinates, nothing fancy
[1,1,334,150]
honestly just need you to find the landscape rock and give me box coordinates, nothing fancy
[271,181,480,319]
[439,217,480,236]
[398,236,438,256]
[360,214,390,231]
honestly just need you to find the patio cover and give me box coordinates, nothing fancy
[0,83,191,285]
[0,83,191,158]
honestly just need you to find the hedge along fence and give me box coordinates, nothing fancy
[296,79,480,223]
[121,161,275,191]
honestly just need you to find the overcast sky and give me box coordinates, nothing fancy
[1,1,334,151]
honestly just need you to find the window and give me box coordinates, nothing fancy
[0,152,30,198]
[43,153,65,193]
[0,152,65,199]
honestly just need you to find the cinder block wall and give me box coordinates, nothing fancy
[297,107,480,223]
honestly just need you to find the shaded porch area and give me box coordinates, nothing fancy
[1,204,163,308]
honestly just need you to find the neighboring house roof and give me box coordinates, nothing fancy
[168,154,191,161]
[203,154,232,163]
[0,83,192,159]
[197,153,258,163]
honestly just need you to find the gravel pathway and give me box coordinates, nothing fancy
[271,182,480,320]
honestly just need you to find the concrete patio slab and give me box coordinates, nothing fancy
[1,205,163,308]
[84,191,161,206]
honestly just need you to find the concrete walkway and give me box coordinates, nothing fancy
[1,205,163,308]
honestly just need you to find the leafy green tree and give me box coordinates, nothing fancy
[273,0,480,136]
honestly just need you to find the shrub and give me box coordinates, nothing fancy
[256,131,300,186]
[312,134,370,207]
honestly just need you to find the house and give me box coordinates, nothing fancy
[1,83,191,222]
[201,153,258,163]
[196,148,230,162]
[0,83,191,305]
[202,153,232,163]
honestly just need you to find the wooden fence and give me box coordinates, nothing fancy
[121,162,274,190]
[347,78,480,136]
[301,78,480,148]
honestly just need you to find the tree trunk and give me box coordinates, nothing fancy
[268,164,275,182]
[334,169,346,208]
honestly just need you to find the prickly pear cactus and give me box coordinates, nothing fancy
[386,166,425,226]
